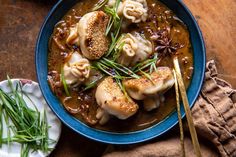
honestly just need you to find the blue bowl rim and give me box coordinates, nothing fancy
[35,0,206,144]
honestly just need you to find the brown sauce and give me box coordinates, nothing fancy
[48,0,194,132]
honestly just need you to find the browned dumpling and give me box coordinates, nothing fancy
[95,77,139,124]
[78,11,109,60]
[123,67,175,100]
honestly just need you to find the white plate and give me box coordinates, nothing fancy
[0,79,61,157]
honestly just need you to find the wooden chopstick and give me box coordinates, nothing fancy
[173,56,202,157]
[173,70,185,157]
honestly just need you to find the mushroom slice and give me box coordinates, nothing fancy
[123,67,175,100]
[66,24,80,46]
[78,11,109,60]
[95,77,138,123]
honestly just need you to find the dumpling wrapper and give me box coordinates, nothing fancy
[123,67,175,100]
[95,77,139,124]
[63,52,90,87]
[123,0,148,23]
[143,94,165,111]
[107,0,148,23]
[117,32,153,66]
[78,11,109,60]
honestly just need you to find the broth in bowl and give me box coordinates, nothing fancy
[47,0,193,132]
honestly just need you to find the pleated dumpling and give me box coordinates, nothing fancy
[107,0,148,23]
[123,0,148,23]
[117,32,152,66]
[63,52,90,87]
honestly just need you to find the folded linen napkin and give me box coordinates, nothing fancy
[102,60,236,157]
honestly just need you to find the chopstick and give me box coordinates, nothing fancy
[173,56,202,157]
[173,70,185,157]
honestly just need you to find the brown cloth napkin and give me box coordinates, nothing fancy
[102,60,236,157]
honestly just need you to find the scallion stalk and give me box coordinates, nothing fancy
[104,0,121,36]
[0,102,2,147]
[132,53,159,73]
[61,68,70,96]
[0,78,53,157]
[92,0,108,11]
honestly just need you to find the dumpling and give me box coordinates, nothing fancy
[96,108,110,125]
[95,77,138,124]
[63,52,90,87]
[66,23,80,46]
[117,32,152,66]
[143,94,165,111]
[107,0,148,23]
[123,67,175,100]
[116,33,137,66]
[123,0,148,23]
[78,11,109,60]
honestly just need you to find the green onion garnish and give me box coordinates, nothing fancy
[83,74,104,91]
[132,53,159,73]
[94,58,140,79]
[0,101,2,147]
[106,33,124,58]
[92,0,108,11]
[61,68,70,96]
[104,0,121,36]
[0,77,53,157]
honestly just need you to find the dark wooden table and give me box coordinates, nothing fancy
[0,0,235,156]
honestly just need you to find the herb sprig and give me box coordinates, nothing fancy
[0,77,53,157]
[105,33,124,58]
[0,101,2,147]
[132,53,159,73]
[93,58,140,79]
[104,0,121,36]
[92,0,109,11]
[61,67,70,96]
[83,73,104,91]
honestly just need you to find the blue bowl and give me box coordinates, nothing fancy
[35,0,205,144]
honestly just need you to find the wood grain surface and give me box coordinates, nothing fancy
[0,0,235,156]
[183,0,236,88]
